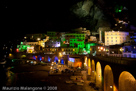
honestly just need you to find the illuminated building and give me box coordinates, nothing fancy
[98,27,111,43]
[108,45,123,57]
[27,46,35,53]
[23,42,39,46]
[24,34,49,47]
[85,43,97,54]
[68,57,82,68]
[90,46,109,56]
[105,31,129,46]
[122,45,136,58]
[69,38,85,48]
[87,36,97,42]
[45,40,60,47]
[61,47,79,55]
[65,33,85,44]
[17,42,31,52]
[44,47,59,54]
[25,34,46,40]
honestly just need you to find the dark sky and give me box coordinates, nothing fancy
[1,0,77,41]
[1,0,135,42]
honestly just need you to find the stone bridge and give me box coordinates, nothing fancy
[88,56,136,91]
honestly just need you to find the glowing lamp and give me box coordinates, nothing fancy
[9,53,12,57]
[16,48,19,52]
[110,86,112,88]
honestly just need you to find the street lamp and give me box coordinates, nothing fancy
[120,47,124,52]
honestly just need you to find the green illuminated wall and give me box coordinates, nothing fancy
[85,43,97,54]
[69,38,85,48]
[17,45,30,52]
[65,33,85,41]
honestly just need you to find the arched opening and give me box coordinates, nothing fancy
[48,56,51,62]
[91,59,95,83]
[54,56,58,64]
[38,55,42,61]
[104,65,114,91]
[119,71,136,91]
[96,62,102,89]
[60,59,64,64]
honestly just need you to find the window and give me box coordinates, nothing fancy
[116,40,117,42]
[111,37,113,39]
[116,37,117,39]
[111,40,113,42]
[120,37,121,39]
[107,40,109,42]
[107,37,109,39]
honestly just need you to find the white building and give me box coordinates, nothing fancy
[105,31,129,46]
[88,36,97,42]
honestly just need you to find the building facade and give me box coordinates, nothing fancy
[45,40,60,48]
[123,45,136,58]
[105,31,129,46]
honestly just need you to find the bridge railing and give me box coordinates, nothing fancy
[90,56,136,66]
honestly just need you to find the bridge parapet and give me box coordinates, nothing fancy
[90,56,136,66]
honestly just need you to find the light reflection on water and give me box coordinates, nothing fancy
[6,67,16,86]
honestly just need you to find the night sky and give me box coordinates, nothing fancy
[1,0,136,42]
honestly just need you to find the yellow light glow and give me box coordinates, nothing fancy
[59,52,62,57]
[110,86,112,88]
[58,59,60,63]
[88,58,91,75]
[9,53,12,57]
[113,85,118,91]
[37,38,40,41]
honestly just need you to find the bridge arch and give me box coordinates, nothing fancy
[96,62,102,88]
[52,56,58,63]
[91,59,96,82]
[119,71,136,91]
[104,65,114,91]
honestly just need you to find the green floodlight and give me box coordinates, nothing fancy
[118,10,122,12]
